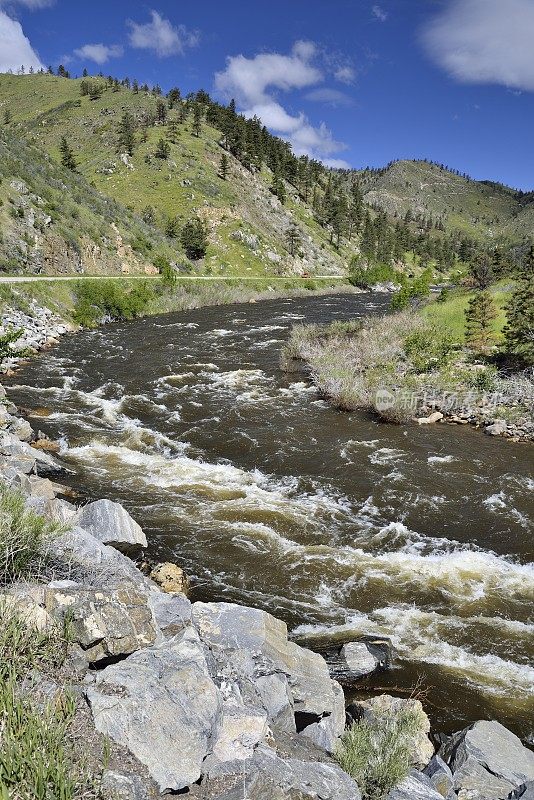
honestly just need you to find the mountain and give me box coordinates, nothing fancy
[0,72,530,279]
[356,160,533,240]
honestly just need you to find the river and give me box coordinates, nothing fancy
[5,293,533,741]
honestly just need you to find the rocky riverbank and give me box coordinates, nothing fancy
[1,382,533,799]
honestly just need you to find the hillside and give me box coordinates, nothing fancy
[357,160,532,240]
[0,73,347,278]
[0,73,530,281]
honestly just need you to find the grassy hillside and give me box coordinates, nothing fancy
[357,160,530,240]
[0,73,347,278]
[423,282,512,342]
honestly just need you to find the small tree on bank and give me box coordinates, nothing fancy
[219,152,229,180]
[154,138,170,160]
[117,112,136,156]
[180,216,208,260]
[59,136,77,171]
[285,223,301,256]
[465,290,497,353]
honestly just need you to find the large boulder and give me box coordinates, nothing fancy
[45,586,157,663]
[86,627,222,793]
[77,499,147,553]
[150,561,189,593]
[340,641,380,678]
[206,744,361,800]
[510,783,534,800]
[439,721,534,799]
[192,602,345,753]
[387,770,445,800]
[424,755,454,798]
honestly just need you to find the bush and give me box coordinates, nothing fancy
[403,327,455,373]
[335,707,422,800]
[0,484,62,585]
[349,262,402,289]
[73,280,154,327]
[391,269,432,310]
[180,216,208,260]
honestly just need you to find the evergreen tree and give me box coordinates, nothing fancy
[470,252,493,289]
[117,112,136,155]
[180,216,208,259]
[82,68,89,77]
[504,246,534,364]
[165,216,179,238]
[465,291,497,352]
[219,152,229,180]
[59,136,77,171]
[285,224,301,256]
[3,109,12,125]
[156,99,167,124]
[167,118,179,144]
[132,79,139,94]
[192,104,202,137]
[154,138,170,159]
[142,206,156,225]
[89,83,103,101]
[270,172,286,204]
[57,64,70,78]
[167,87,181,109]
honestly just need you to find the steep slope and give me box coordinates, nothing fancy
[357,160,525,239]
[0,74,346,277]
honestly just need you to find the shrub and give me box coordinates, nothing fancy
[180,216,208,260]
[349,262,402,289]
[73,280,154,327]
[0,327,25,361]
[403,327,455,373]
[335,707,422,800]
[0,484,62,585]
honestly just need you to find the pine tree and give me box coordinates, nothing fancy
[465,291,497,353]
[59,136,77,171]
[285,224,301,256]
[165,216,179,238]
[219,152,229,180]
[117,112,136,156]
[156,99,167,124]
[470,251,493,289]
[3,109,12,125]
[167,87,181,109]
[167,118,179,144]
[82,68,89,77]
[180,216,208,260]
[192,104,202,137]
[154,138,170,159]
[504,246,534,364]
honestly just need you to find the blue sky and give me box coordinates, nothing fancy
[1,0,533,189]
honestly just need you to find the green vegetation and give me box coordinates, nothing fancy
[180,216,208,260]
[72,279,154,327]
[465,291,497,353]
[336,706,423,799]
[422,283,510,343]
[390,269,432,310]
[504,246,534,364]
[0,326,25,361]
[0,484,62,585]
[348,260,404,289]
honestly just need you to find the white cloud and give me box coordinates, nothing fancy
[0,0,55,7]
[215,41,348,163]
[127,10,198,57]
[305,87,353,107]
[372,5,388,21]
[334,65,356,84]
[0,9,43,72]
[73,43,123,65]
[421,0,534,92]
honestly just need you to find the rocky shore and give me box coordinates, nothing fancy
[1,381,533,799]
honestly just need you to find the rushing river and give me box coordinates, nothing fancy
[5,293,534,740]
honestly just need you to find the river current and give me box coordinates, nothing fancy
[5,293,533,739]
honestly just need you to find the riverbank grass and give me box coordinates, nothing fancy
[336,706,423,799]
[423,283,511,342]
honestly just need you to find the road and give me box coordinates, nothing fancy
[0,274,346,283]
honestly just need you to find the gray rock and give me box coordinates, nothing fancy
[208,744,361,800]
[192,602,345,752]
[100,770,148,800]
[388,770,445,800]
[424,755,454,798]
[77,499,147,552]
[86,627,222,793]
[340,641,379,678]
[440,721,534,799]
[45,586,157,663]
[148,590,192,637]
[485,421,507,436]
[510,782,534,800]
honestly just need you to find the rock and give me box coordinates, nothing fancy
[150,561,189,593]
[7,417,33,441]
[484,421,507,436]
[340,641,379,678]
[208,744,361,800]
[388,770,445,799]
[31,439,61,453]
[416,412,444,425]
[147,590,192,637]
[77,499,147,553]
[86,627,222,793]
[192,602,345,753]
[510,783,534,800]
[29,476,57,500]
[100,770,148,800]
[45,586,157,663]
[354,694,434,770]
[424,755,454,798]
[439,721,534,799]
[49,525,153,590]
